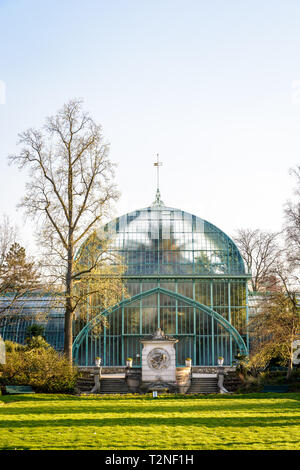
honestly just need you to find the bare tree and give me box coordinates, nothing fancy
[9,99,120,363]
[249,260,300,379]
[233,228,282,292]
[0,215,18,267]
[284,166,300,276]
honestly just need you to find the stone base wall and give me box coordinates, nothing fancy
[78,366,236,374]
[125,367,192,394]
[78,366,240,394]
[78,366,126,374]
[192,366,236,374]
[78,366,101,376]
[101,367,126,374]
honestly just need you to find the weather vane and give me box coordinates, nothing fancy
[153,153,164,206]
[154,153,163,191]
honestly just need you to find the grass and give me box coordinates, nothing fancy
[0,393,300,450]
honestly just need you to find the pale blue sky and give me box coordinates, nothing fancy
[1,0,300,252]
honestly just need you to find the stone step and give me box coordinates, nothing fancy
[192,378,217,381]
[190,385,218,388]
[187,377,219,394]
[101,385,128,389]
[76,376,130,394]
[100,388,128,391]
[191,381,217,384]
[190,386,218,389]
[100,387,129,391]
[189,385,218,388]
[190,381,218,384]
[189,388,218,392]
[101,379,126,382]
[99,378,129,394]
[76,375,97,394]
[100,385,129,389]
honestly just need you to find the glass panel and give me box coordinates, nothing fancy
[95,206,246,276]
[73,288,246,366]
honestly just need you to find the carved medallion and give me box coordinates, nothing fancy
[147,348,170,370]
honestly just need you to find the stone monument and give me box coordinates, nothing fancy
[140,328,178,392]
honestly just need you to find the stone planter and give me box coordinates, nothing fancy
[126,359,133,368]
[95,358,101,367]
[217,357,224,366]
[185,359,192,367]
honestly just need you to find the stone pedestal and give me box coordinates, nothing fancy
[125,368,141,393]
[91,367,101,393]
[217,367,230,394]
[176,367,192,393]
[140,329,178,391]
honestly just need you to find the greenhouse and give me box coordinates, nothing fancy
[0,195,250,368]
[73,194,250,367]
[0,294,65,351]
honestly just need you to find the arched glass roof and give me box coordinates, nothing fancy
[96,204,246,276]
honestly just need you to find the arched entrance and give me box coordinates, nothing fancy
[73,287,247,366]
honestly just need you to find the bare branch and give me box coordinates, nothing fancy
[8,99,122,362]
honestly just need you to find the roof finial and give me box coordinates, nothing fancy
[152,153,164,206]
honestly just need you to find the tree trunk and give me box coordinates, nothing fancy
[64,306,73,365]
[65,152,74,365]
[64,239,74,364]
[286,342,293,380]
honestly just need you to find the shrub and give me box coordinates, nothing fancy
[0,341,78,393]
[235,367,300,393]
[25,335,51,350]
[26,324,45,339]
[4,340,24,353]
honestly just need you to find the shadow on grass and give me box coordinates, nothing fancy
[0,394,82,404]
[1,399,299,417]
[1,392,300,403]
[1,414,300,429]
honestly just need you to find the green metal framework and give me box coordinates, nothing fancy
[0,205,250,364]
[73,204,249,366]
[0,294,65,350]
[95,205,246,276]
[73,286,247,366]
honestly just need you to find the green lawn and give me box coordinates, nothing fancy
[0,393,300,450]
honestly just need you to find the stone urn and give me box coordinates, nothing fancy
[185,358,192,367]
[126,358,133,368]
[217,356,224,366]
[95,357,101,367]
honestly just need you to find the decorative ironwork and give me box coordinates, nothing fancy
[91,205,248,276]
[0,202,250,368]
[72,286,248,366]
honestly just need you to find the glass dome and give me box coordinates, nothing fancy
[99,204,245,276]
